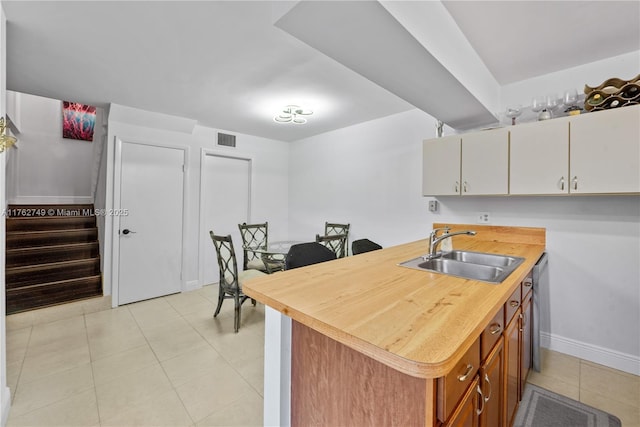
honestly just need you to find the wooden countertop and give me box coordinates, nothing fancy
[243,224,545,379]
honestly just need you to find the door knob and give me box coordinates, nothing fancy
[121,229,136,235]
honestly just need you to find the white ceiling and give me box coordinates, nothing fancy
[3,1,639,142]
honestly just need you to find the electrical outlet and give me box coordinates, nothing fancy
[428,200,439,212]
[477,212,491,223]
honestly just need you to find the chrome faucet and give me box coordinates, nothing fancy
[427,227,476,258]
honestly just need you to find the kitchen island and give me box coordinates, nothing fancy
[243,224,546,426]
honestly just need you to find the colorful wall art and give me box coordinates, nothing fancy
[62,101,96,141]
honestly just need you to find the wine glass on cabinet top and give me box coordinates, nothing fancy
[505,105,522,125]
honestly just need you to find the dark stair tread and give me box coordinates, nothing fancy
[6,258,101,288]
[6,257,101,273]
[6,242,100,267]
[6,241,99,255]
[7,274,102,292]
[6,216,96,232]
[6,228,98,249]
[6,276,102,314]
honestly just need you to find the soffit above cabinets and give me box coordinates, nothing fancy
[275,1,499,131]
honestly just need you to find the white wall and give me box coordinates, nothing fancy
[6,91,106,204]
[289,107,640,375]
[289,109,437,246]
[103,109,290,297]
[0,4,11,425]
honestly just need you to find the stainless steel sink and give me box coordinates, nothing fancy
[399,250,524,284]
[441,250,522,268]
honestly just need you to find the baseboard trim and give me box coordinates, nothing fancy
[9,196,93,205]
[184,280,200,292]
[1,386,11,427]
[541,332,640,376]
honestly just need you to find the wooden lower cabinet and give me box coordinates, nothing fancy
[444,376,480,427]
[480,337,504,427]
[520,291,533,397]
[290,270,534,427]
[504,312,520,427]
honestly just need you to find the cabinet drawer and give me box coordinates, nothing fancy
[437,337,481,423]
[481,306,505,361]
[505,284,522,325]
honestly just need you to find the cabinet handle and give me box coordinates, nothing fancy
[510,300,519,308]
[489,323,502,335]
[457,364,474,382]
[484,373,492,402]
[560,176,565,191]
[523,278,532,288]
[455,181,459,193]
[463,181,468,193]
[572,176,578,190]
[519,312,525,332]
[476,383,485,415]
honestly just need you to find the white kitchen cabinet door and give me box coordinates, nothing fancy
[461,128,509,195]
[570,105,640,194]
[510,118,570,195]
[423,136,461,196]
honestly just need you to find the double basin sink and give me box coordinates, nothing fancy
[399,250,524,284]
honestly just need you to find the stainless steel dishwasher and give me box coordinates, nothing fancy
[532,252,548,372]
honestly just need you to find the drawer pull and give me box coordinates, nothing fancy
[523,278,532,288]
[489,323,502,335]
[510,300,519,308]
[457,364,474,382]
[484,373,492,402]
[476,384,485,415]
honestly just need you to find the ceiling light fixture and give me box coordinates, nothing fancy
[273,105,313,124]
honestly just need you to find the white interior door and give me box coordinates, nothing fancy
[201,153,251,285]
[118,141,185,305]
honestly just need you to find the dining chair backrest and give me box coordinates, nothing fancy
[238,222,268,271]
[315,233,348,259]
[352,238,383,255]
[285,242,337,270]
[325,222,350,255]
[210,232,240,291]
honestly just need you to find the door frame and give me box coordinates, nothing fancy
[111,136,190,307]
[198,148,253,287]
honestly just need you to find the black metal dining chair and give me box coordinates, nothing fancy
[285,242,337,270]
[352,238,383,255]
[210,231,266,333]
[315,233,348,258]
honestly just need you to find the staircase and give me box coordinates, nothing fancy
[5,204,102,314]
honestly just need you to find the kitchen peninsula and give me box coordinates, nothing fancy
[244,224,546,426]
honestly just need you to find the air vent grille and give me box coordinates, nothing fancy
[217,132,236,147]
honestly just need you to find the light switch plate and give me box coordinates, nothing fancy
[428,200,439,212]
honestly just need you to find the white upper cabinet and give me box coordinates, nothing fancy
[569,105,640,194]
[423,135,461,196]
[423,129,509,196]
[461,128,509,195]
[510,117,570,195]
[423,105,638,197]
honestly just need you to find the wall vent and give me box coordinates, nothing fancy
[217,132,236,147]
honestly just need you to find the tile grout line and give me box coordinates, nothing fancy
[83,311,103,427]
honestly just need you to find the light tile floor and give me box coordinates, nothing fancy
[527,348,640,427]
[6,285,265,427]
[5,287,640,426]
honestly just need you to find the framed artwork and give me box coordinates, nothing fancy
[62,101,96,141]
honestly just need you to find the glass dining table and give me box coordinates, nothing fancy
[244,240,303,273]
